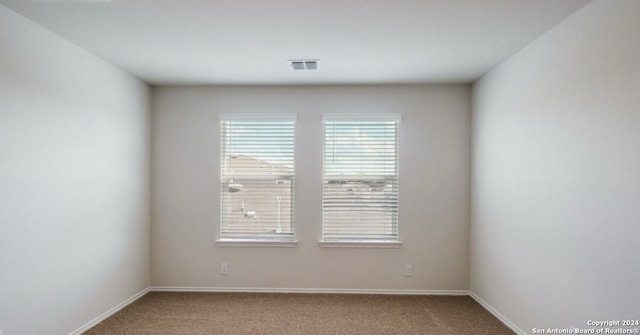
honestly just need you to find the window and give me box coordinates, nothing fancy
[219,115,296,244]
[321,115,400,245]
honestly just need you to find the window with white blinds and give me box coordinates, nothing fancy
[219,116,295,241]
[322,115,400,242]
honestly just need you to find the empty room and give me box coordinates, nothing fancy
[1,0,638,334]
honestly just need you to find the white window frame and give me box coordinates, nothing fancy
[216,114,297,247]
[319,114,402,248]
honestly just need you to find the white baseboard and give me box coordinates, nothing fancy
[69,287,150,335]
[150,286,469,296]
[469,291,526,335]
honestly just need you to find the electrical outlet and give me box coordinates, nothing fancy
[404,264,413,277]
[221,262,228,275]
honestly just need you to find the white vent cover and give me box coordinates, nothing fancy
[289,59,319,71]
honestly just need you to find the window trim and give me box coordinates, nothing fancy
[220,113,298,121]
[218,115,297,245]
[320,114,401,245]
[322,113,402,122]
[318,240,402,248]
[216,239,298,248]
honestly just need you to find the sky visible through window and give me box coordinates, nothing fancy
[222,121,294,170]
[324,121,398,176]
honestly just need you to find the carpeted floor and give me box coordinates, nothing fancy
[83,292,515,335]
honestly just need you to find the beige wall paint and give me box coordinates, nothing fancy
[471,0,640,333]
[151,85,471,290]
[0,5,151,335]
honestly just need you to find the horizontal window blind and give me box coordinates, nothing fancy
[220,119,295,241]
[322,118,399,242]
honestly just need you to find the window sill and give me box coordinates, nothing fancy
[318,240,402,248]
[216,239,298,248]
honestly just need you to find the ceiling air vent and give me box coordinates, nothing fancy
[289,59,319,71]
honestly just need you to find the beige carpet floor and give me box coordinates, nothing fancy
[83,292,515,335]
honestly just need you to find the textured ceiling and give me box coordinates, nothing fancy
[1,0,590,85]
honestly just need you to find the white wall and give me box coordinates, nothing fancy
[0,5,151,335]
[152,85,471,290]
[471,0,640,333]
